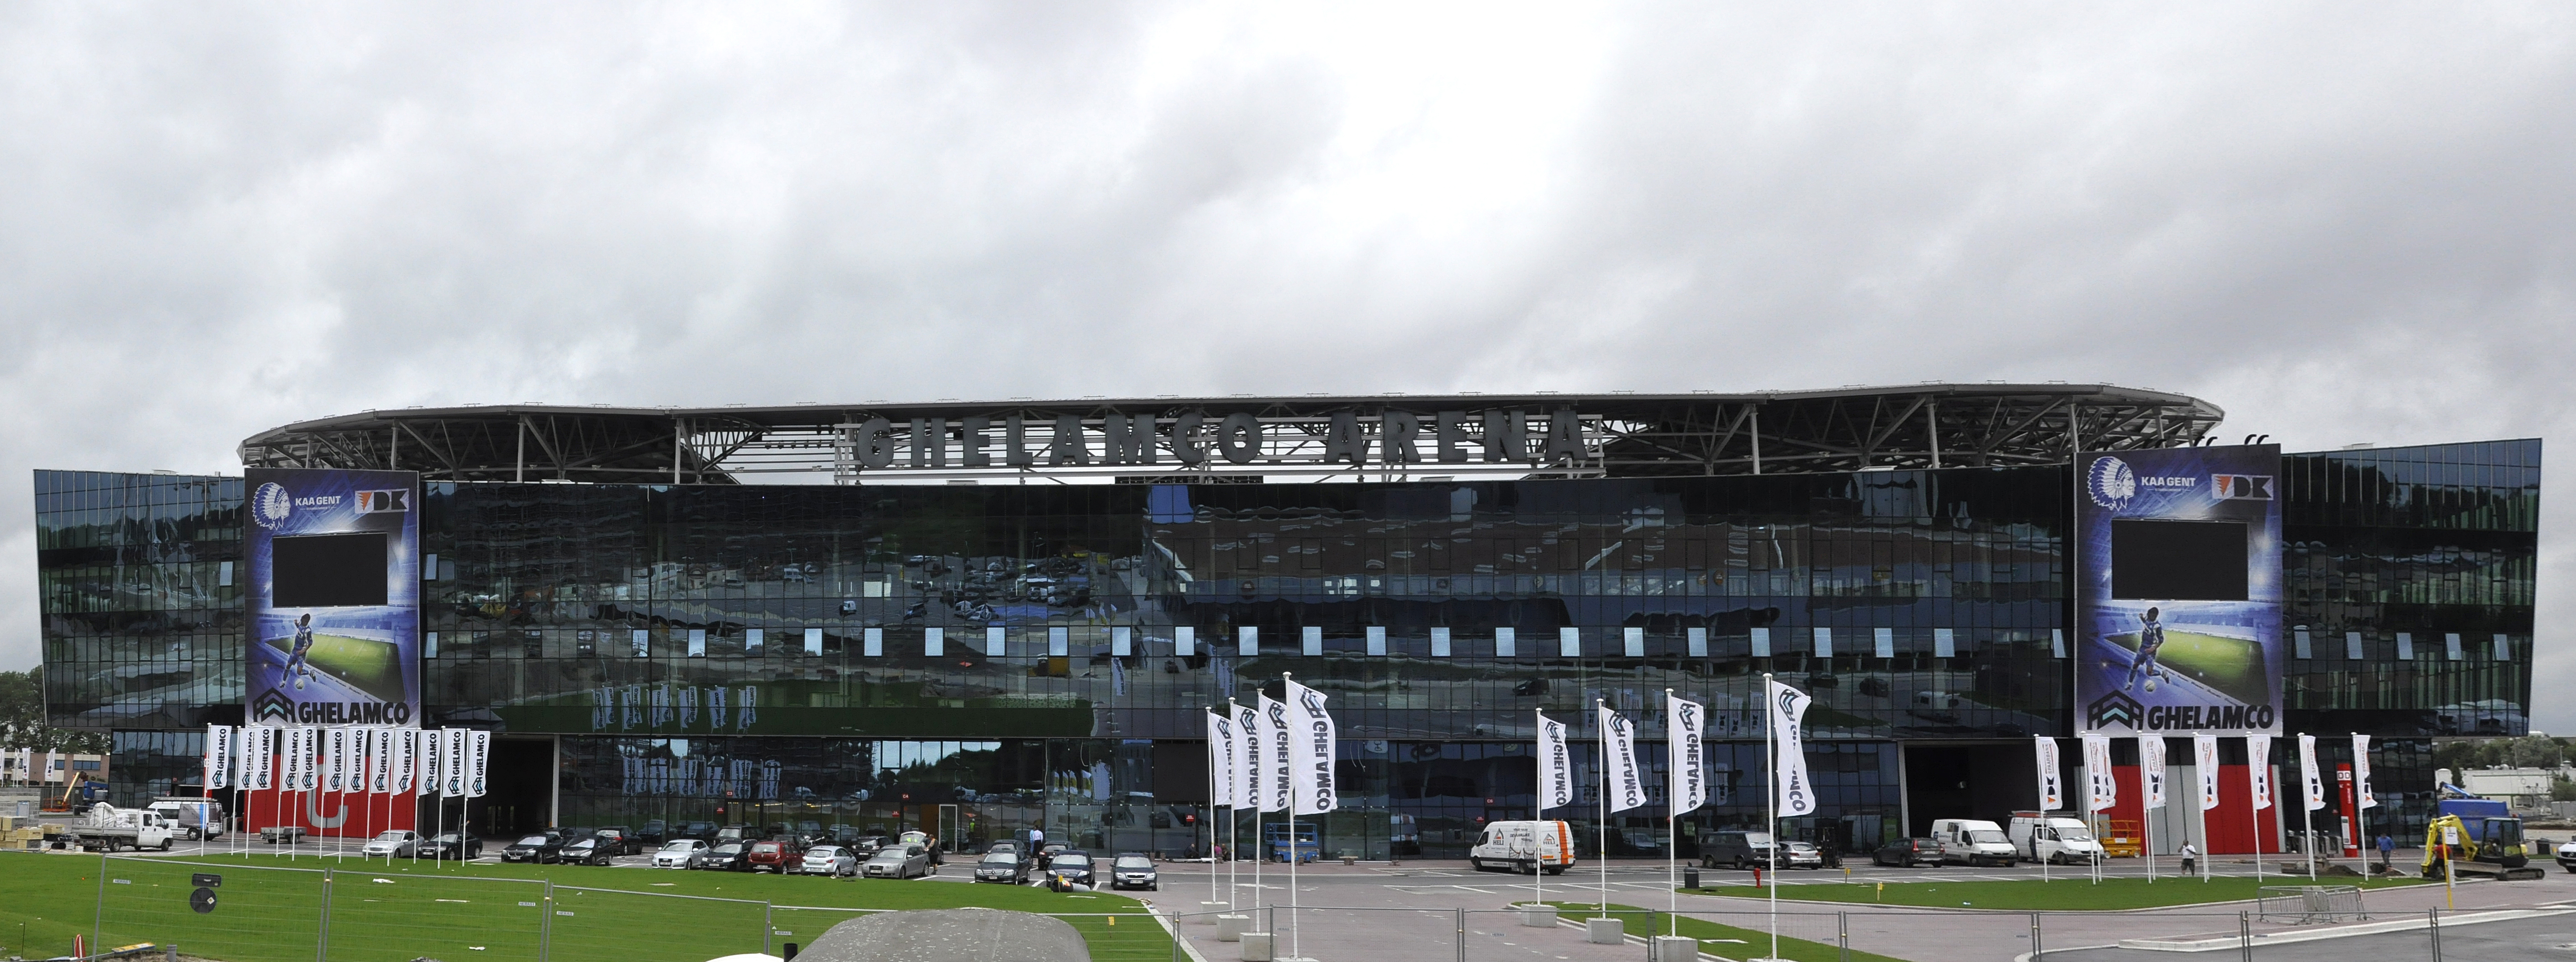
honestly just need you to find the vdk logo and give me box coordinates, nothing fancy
[2085,690,2145,730]
[2086,457,2137,510]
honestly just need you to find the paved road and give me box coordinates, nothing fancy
[2043,912,2576,962]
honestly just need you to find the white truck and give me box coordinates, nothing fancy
[1928,818,2017,866]
[69,804,176,852]
[2007,811,2105,865]
[147,797,226,840]
[1468,820,1576,875]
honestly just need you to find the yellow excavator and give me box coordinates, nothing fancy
[2420,784,2546,881]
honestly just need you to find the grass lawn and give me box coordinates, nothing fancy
[1682,874,2428,910]
[1542,901,1908,962]
[0,851,1167,962]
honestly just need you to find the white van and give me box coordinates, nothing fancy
[1927,818,2015,866]
[2007,811,2105,865]
[1469,820,1575,875]
[148,797,226,840]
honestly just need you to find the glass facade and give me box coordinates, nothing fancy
[32,440,2538,857]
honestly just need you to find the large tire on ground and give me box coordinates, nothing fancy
[159,839,173,851]
[1468,858,1485,872]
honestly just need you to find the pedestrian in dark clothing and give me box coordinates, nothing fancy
[2376,834,2395,872]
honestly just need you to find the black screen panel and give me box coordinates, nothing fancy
[272,532,389,607]
[2109,520,2248,601]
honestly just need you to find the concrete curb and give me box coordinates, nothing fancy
[2110,907,2576,953]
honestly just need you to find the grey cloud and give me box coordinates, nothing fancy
[3,2,2568,726]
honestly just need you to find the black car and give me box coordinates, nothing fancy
[502,834,567,864]
[593,828,640,856]
[973,850,1030,884]
[1044,850,1095,887]
[1873,838,1942,868]
[638,820,668,846]
[561,837,615,866]
[679,821,719,842]
[423,832,484,860]
[694,842,749,871]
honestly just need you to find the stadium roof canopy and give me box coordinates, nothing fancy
[238,383,2224,485]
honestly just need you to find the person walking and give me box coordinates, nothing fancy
[2376,833,2395,873]
[2178,841,2197,876]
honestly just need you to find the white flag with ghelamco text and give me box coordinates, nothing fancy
[204,724,234,791]
[1234,701,1264,814]
[1667,695,1706,816]
[2195,735,2221,811]
[1284,677,1337,815]
[2246,734,2274,810]
[1766,678,1816,817]
[1256,695,1291,813]
[1207,711,1237,809]
[1536,711,1576,811]
[1599,704,1646,813]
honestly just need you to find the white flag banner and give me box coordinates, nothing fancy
[1284,677,1337,815]
[2036,736,2063,810]
[2195,735,2221,811]
[371,729,395,794]
[2081,733,2116,813]
[441,729,467,798]
[2298,734,2326,811]
[1667,695,1707,816]
[285,727,317,792]
[1256,695,1291,813]
[392,728,418,795]
[1207,711,1237,809]
[1765,677,1816,817]
[317,727,344,793]
[416,730,441,797]
[1599,704,1646,814]
[467,730,492,798]
[1233,701,1264,812]
[204,724,234,791]
[2353,734,2377,809]
[2246,734,2274,810]
[333,728,359,793]
[1536,712,1576,811]
[2140,736,2168,810]
[245,725,277,792]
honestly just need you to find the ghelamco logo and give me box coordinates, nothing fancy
[253,689,294,723]
[2086,456,2138,510]
[251,482,294,530]
[2085,690,2145,730]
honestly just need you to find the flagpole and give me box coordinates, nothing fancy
[1763,674,1777,962]
[1283,673,1301,962]
[1595,697,1609,921]
[1208,707,1220,913]
[1666,689,1677,939]
[1533,708,1543,913]
[2353,733,2370,877]
[2302,736,2318,881]
[2248,738,2263,882]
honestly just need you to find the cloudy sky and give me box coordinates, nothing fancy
[3,4,2567,722]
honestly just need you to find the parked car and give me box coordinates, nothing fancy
[829,824,863,845]
[717,824,756,845]
[1873,838,1943,868]
[360,830,420,859]
[677,821,719,842]
[2554,840,2576,874]
[1043,850,1095,887]
[638,820,669,845]
[1109,854,1159,890]
[423,832,483,860]
[864,844,933,879]
[746,838,805,874]
[1701,831,1777,870]
[1780,841,1825,869]
[974,850,1030,884]
[562,837,616,866]
[502,834,566,864]
[694,842,748,871]
[597,827,641,856]
[800,845,859,877]
[654,839,709,869]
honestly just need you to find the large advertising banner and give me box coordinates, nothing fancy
[2075,444,2282,735]
[245,467,422,728]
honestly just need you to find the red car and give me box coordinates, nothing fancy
[746,838,804,874]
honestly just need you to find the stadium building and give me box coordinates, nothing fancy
[34,385,2541,858]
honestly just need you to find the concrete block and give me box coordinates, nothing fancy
[1518,904,1557,927]
[1240,931,1273,962]
[1652,934,1698,962]
[1197,902,1230,923]
[1216,914,1250,942]
[1586,917,1623,944]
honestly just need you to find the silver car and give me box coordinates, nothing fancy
[864,844,932,879]
[652,839,707,869]
[799,845,858,877]
[360,830,419,858]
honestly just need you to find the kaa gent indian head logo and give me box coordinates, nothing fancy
[251,482,294,530]
[2086,457,2138,510]
[2085,690,2145,730]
